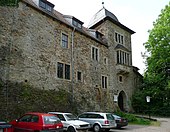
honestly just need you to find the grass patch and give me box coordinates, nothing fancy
[150,121,161,126]
[130,117,151,125]
[114,111,160,126]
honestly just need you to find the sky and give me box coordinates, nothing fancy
[48,0,169,74]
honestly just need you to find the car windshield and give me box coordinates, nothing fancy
[65,114,77,120]
[43,116,61,124]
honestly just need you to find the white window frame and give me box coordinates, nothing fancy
[57,62,71,80]
[115,32,124,44]
[91,46,99,61]
[116,50,130,65]
[61,32,69,48]
[101,75,108,89]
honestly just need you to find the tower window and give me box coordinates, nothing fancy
[101,75,108,89]
[115,32,124,44]
[118,75,123,83]
[91,46,99,61]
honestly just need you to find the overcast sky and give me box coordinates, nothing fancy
[48,0,169,74]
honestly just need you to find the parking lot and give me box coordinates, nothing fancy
[110,117,170,132]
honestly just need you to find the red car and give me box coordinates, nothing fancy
[10,112,63,132]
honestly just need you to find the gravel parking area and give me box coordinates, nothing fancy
[111,117,170,132]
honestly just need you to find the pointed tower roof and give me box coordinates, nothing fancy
[88,7,135,34]
[88,7,119,28]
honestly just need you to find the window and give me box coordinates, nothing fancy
[19,115,32,122]
[62,33,68,48]
[65,64,70,80]
[118,75,123,83]
[77,71,82,81]
[46,4,52,12]
[104,57,108,65]
[55,114,66,121]
[39,0,54,12]
[31,115,39,123]
[72,20,82,28]
[106,114,115,120]
[115,32,118,42]
[43,116,61,124]
[57,62,70,80]
[101,76,108,89]
[57,62,63,78]
[78,114,88,118]
[115,32,124,44]
[39,1,46,8]
[117,50,130,65]
[92,46,99,61]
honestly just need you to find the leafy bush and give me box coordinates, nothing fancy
[133,118,150,125]
[114,111,151,125]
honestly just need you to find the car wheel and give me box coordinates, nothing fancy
[93,124,101,132]
[67,126,76,132]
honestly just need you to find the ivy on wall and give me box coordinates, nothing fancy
[0,79,72,121]
[0,0,19,7]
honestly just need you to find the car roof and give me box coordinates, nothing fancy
[48,112,72,115]
[26,112,55,116]
[81,112,112,114]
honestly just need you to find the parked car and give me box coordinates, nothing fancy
[9,112,63,132]
[112,114,128,128]
[48,112,90,132]
[0,121,12,132]
[78,112,116,132]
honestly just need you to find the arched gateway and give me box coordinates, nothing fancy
[118,91,128,111]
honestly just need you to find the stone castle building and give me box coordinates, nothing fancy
[0,0,142,112]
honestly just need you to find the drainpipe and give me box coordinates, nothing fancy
[71,27,75,109]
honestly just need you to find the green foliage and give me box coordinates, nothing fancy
[0,80,73,121]
[114,111,151,125]
[0,0,19,7]
[115,111,137,122]
[144,2,170,75]
[132,90,147,113]
[132,118,150,125]
[132,2,170,117]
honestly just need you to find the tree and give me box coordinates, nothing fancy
[145,2,170,74]
[132,2,170,116]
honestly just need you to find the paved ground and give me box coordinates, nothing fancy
[111,117,170,132]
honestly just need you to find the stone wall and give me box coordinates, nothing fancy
[0,1,142,113]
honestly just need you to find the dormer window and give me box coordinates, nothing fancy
[39,0,54,12]
[63,15,84,29]
[39,1,45,8]
[96,31,104,40]
[73,20,82,29]
[46,4,52,12]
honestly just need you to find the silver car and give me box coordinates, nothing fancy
[48,112,90,132]
[78,112,116,132]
